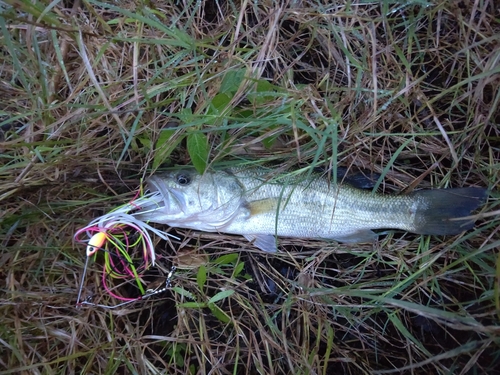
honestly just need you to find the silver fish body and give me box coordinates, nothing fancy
[135,167,487,252]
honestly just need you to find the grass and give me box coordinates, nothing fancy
[1,0,499,373]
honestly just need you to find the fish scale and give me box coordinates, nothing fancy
[221,169,413,238]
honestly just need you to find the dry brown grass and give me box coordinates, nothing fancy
[1,0,499,374]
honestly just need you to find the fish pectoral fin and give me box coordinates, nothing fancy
[243,234,278,253]
[246,198,279,216]
[332,230,379,244]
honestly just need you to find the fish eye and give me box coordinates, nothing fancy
[175,173,191,186]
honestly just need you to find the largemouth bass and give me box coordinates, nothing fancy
[135,167,487,252]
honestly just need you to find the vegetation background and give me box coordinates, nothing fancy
[1,0,499,374]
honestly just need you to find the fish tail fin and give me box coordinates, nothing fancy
[411,187,487,235]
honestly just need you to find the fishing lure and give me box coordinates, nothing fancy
[78,266,177,309]
[74,186,179,308]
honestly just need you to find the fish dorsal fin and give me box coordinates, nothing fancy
[341,172,380,190]
[313,166,380,189]
[243,234,278,253]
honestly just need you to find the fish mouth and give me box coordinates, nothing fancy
[147,176,187,213]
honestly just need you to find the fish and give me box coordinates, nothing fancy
[134,166,487,253]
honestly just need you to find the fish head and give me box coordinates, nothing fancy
[142,169,244,230]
